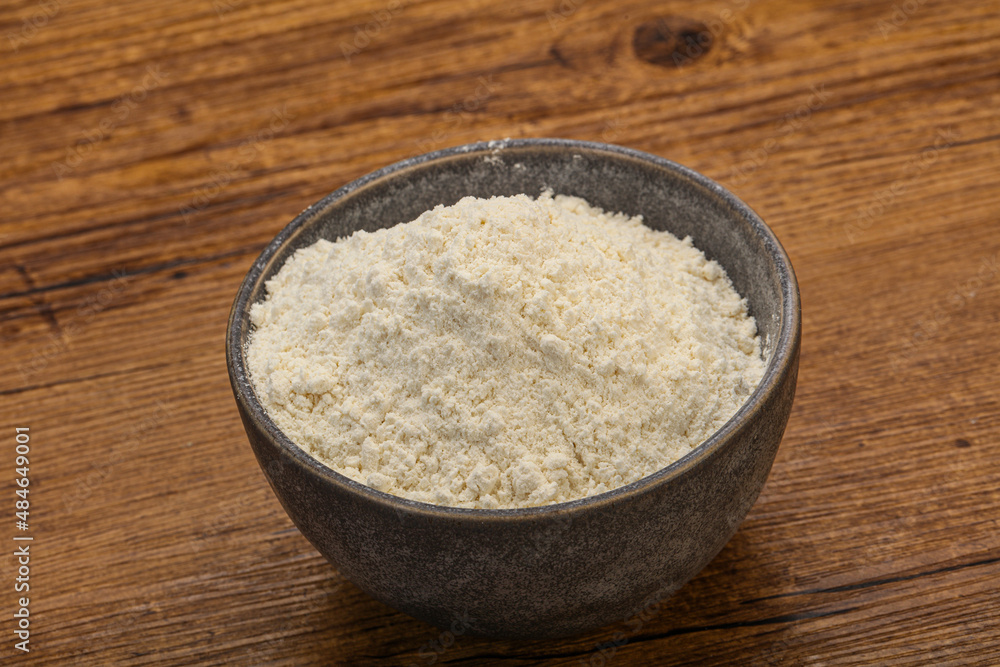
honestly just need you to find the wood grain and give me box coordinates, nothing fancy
[2,0,999,663]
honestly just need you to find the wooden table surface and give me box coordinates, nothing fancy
[3,0,999,664]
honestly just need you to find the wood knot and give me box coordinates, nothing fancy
[632,17,713,68]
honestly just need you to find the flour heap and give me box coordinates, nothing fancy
[247,191,766,509]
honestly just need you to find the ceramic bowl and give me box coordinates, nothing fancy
[226,138,800,639]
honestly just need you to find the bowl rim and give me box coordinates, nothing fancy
[226,137,801,521]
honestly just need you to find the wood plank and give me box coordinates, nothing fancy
[2,0,999,662]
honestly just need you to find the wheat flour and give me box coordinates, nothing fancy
[247,191,765,509]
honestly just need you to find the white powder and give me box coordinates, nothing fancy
[247,191,765,509]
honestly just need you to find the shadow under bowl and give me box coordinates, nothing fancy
[226,138,801,639]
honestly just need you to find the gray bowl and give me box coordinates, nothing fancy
[226,138,800,640]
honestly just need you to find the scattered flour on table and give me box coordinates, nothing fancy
[247,191,766,509]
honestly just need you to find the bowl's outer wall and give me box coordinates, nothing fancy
[228,140,800,639]
[237,353,796,639]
